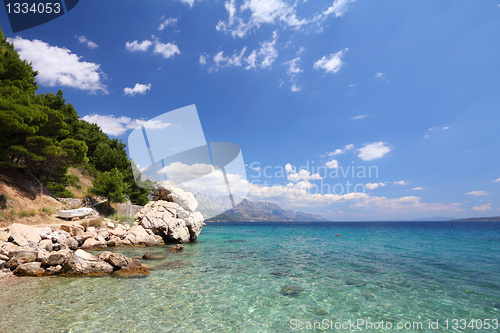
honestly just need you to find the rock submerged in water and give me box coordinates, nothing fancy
[135,185,205,243]
[169,244,184,252]
[280,285,304,296]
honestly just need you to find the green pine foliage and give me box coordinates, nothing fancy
[91,168,130,203]
[0,27,151,204]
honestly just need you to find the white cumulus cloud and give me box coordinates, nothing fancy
[158,162,213,183]
[153,41,181,59]
[123,83,152,96]
[394,180,407,185]
[9,36,107,94]
[366,182,386,190]
[413,187,424,191]
[125,40,153,52]
[357,142,392,161]
[495,178,500,183]
[285,163,322,182]
[314,48,348,74]
[82,114,171,136]
[325,159,339,169]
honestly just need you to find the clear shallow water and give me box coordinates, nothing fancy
[0,222,499,332]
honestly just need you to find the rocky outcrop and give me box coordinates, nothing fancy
[0,220,159,278]
[61,250,114,276]
[136,185,205,243]
[97,251,149,277]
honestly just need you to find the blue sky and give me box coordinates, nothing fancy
[2,0,500,220]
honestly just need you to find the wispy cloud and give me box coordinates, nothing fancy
[158,17,178,31]
[374,72,387,81]
[201,31,278,72]
[10,36,107,94]
[466,191,489,197]
[314,48,348,74]
[425,126,450,139]
[216,0,307,38]
[76,35,98,49]
[178,0,195,8]
[82,114,171,136]
[323,144,354,157]
[357,142,392,161]
[284,56,303,77]
[322,0,356,18]
[123,83,152,96]
[352,114,368,120]
[473,203,493,211]
[283,53,304,92]
[216,0,355,38]
[494,178,500,183]
[412,187,424,191]
[394,180,407,185]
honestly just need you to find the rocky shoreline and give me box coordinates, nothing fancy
[0,185,205,280]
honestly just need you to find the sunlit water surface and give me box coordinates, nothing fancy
[0,222,499,332]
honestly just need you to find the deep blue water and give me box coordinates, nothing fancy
[0,221,499,332]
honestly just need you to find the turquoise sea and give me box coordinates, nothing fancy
[1,222,499,332]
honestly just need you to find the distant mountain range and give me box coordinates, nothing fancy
[205,199,326,222]
[450,216,500,222]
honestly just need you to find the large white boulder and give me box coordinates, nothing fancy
[136,193,204,243]
[7,223,41,248]
[167,187,198,212]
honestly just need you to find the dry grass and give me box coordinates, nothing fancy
[66,167,94,199]
[81,217,105,230]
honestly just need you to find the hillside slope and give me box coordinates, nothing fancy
[0,168,65,226]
